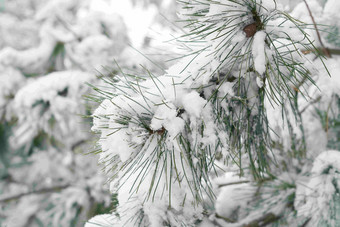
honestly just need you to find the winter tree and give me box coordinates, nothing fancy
[87,0,340,226]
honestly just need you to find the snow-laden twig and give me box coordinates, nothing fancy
[303,0,331,57]
[0,184,70,203]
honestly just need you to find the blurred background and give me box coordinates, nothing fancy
[0,0,339,226]
[0,0,179,226]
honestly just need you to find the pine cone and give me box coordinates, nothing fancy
[243,22,257,37]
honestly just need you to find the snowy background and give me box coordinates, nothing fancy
[0,0,178,226]
[0,0,340,227]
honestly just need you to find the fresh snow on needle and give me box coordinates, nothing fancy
[252,31,267,75]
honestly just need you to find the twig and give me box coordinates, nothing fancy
[326,48,340,56]
[55,15,80,41]
[0,104,7,123]
[243,213,281,227]
[215,213,236,223]
[299,95,321,114]
[64,46,87,71]
[325,100,333,136]
[300,217,312,227]
[303,0,331,57]
[218,180,250,188]
[0,184,70,203]
[302,48,340,56]
[71,139,87,151]
[214,212,281,226]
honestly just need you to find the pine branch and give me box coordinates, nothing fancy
[217,180,250,188]
[71,139,87,151]
[300,217,312,227]
[0,184,70,203]
[303,0,331,57]
[214,212,281,226]
[56,15,80,41]
[302,48,340,56]
[215,213,236,223]
[299,95,321,114]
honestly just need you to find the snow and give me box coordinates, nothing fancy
[252,31,267,75]
[181,91,206,118]
[85,214,117,227]
[198,218,216,227]
[14,70,93,108]
[91,71,217,226]
[10,70,95,149]
[218,81,235,98]
[0,32,57,74]
[292,0,323,23]
[255,76,264,88]
[261,0,277,12]
[324,0,340,27]
[295,150,340,226]
[0,14,39,50]
[0,66,24,108]
[206,0,238,18]
[215,173,252,221]
[5,196,41,227]
[107,0,158,48]
[70,35,116,70]
[150,103,185,137]
[92,97,135,163]
[311,150,340,174]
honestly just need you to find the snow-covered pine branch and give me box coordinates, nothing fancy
[88,0,340,226]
